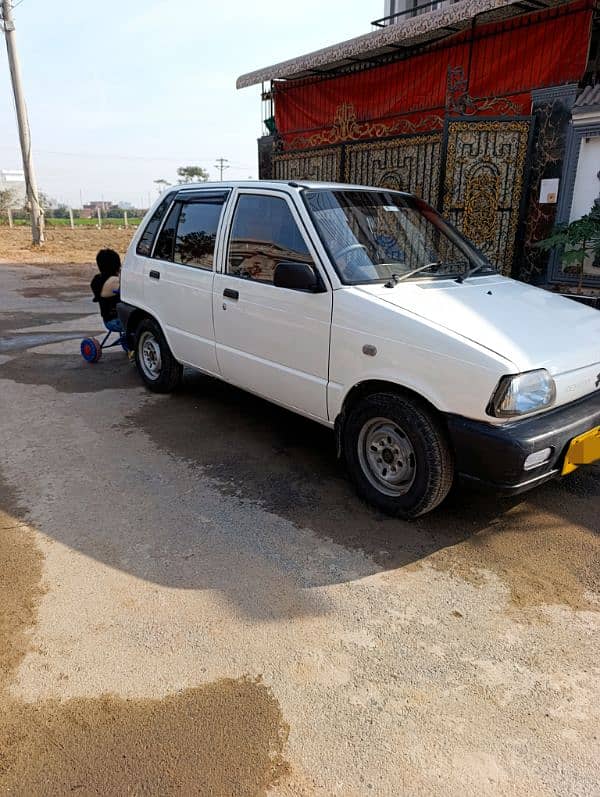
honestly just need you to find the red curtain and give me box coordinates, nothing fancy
[275,1,592,149]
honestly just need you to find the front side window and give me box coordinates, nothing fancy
[227,194,313,284]
[173,199,224,269]
[303,189,493,284]
[136,191,176,257]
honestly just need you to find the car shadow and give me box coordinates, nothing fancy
[2,349,598,621]
[124,371,599,584]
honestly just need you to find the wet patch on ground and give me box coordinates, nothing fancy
[0,467,289,796]
[0,680,289,797]
[0,332,90,354]
[24,267,92,280]
[0,311,88,335]
[124,372,600,611]
[18,283,89,301]
[0,350,139,392]
[0,470,44,692]
[427,471,600,612]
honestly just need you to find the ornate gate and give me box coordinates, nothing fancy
[271,116,532,277]
[272,147,341,182]
[344,134,442,207]
[442,119,531,275]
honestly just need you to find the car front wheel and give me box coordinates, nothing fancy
[343,392,454,518]
[134,318,182,393]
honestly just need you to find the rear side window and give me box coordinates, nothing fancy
[173,198,225,269]
[136,192,176,257]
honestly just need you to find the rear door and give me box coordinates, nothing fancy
[123,191,178,309]
[212,189,332,421]
[147,190,230,375]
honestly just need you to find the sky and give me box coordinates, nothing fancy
[0,0,382,208]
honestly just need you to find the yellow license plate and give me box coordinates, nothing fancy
[562,425,600,475]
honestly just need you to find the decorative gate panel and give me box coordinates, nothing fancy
[273,147,341,182]
[345,134,442,206]
[443,119,531,274]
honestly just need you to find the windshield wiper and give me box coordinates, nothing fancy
[455,262,487,283]
[383,261,442,288]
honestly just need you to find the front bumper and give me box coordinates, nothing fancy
[446,390,600,495]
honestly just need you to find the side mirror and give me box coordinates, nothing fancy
[273,260,322,292]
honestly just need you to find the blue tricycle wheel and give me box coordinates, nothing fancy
[81,337,102,363]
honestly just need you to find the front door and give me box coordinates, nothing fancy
[213,190,332,421]
[146,190,229,375]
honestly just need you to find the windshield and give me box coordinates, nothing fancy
[303,189,493,285]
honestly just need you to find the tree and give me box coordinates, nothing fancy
[38,192,51,211]
[154,178,170,194]
[0,187,16,213]
[536,203,600,293]
[177,166,209,184]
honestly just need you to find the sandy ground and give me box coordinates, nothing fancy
[0,226,135,265]
[0,262,599,795]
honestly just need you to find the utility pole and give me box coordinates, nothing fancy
[215,157,229,181]
[1,1,44,244]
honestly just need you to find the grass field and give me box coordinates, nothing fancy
[0,225,136,265]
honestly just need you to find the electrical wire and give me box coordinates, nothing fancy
[0,145,253,169]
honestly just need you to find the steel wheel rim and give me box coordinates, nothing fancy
[357,416,416,497]
[138,331,162,380]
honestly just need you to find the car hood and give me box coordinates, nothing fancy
[356,275,600,375]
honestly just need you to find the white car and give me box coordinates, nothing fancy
[118,181,600,518]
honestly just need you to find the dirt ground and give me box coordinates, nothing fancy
[0,262,599,795]
[0,225,135,265]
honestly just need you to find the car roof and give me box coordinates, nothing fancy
[173,180,413,195]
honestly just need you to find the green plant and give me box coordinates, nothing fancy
[536,204,600,292]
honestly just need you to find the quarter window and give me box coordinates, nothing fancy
[153,203,181,261]
[136,192,176,257]
[227,194,313,284]
[173,199,224,269]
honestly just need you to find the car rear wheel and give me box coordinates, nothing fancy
[134,318,182,393]
[343,392,454,518]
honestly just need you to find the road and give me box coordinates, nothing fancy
[0,262,599,796]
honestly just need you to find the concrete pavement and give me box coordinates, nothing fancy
[0,263,598,796]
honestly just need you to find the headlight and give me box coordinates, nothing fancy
[487,369,556,418]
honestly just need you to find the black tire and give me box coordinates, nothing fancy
[343,392,454,519]
[134,318,182,393]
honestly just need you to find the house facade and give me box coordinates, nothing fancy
[0,169,26,207]
[238,0,599,296]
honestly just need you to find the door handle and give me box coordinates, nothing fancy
[149,269,160,280]
[223,288,239,300]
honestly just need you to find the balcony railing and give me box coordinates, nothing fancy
[371,0,455,27]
